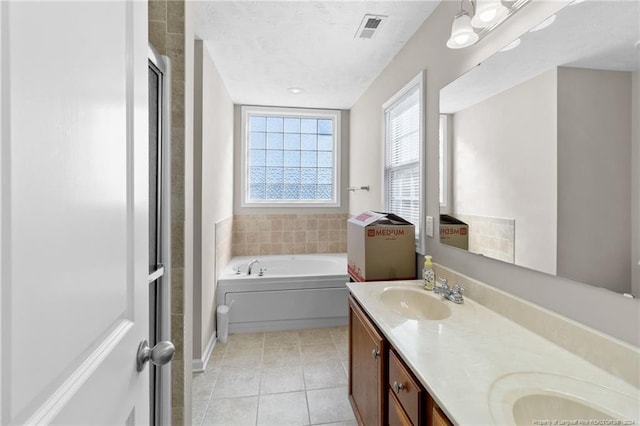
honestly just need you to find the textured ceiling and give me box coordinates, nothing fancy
[441,0,640,113]
[194,1,440,109]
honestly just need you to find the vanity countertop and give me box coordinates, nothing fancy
[347,280,640,425]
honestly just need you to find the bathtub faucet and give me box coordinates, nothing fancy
[247,259,260,275]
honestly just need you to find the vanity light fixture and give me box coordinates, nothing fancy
[447,0,531,50]
[470,0,508,28]
[529,15,556,32]
[500,38,521,52]
[446,10,479,49]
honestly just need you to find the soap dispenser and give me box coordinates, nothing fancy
[423,255,435,290]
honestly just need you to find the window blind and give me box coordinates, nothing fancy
[384,84,420,236]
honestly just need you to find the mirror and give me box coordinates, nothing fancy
[439,0,639,295]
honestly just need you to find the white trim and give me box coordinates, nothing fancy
[192,331,217,373]
[240,105,342,208]
[229,317,347,334]
[439,114,451,214]
[381,70,426,254]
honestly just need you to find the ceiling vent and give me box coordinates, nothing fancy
[355,14,387,39]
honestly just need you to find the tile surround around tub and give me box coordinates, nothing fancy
[454,213,515,263]
[232,214,349,256]
[434,263,640,389]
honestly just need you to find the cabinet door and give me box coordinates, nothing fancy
[348,295,387,426]
[430,401,454,426]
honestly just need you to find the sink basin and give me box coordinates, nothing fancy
[489,372,639,425]
[513,394,615,423]
[378,286,451,320]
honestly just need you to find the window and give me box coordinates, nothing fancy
[241,106,341,207]
[439,114,449,212]
[383,72,424,251]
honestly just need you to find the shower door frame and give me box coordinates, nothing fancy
[148,45,172,426]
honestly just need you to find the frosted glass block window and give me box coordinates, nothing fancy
[242,107,341,207]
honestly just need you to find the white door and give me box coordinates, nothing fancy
[1,1,152,424]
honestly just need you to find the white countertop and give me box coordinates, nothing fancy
[347,280,640,425]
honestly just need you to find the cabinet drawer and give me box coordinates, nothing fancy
[388,390,412,426]
[388,349,425,426]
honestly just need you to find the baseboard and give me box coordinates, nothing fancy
[228,316,348,333]
[192,331,217,373]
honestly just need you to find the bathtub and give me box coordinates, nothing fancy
[216,253,349,333]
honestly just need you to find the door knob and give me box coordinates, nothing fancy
[136,340,175,372]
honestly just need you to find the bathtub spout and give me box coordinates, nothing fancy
[247,259,260,275]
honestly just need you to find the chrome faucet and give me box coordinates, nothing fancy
[434,277,465,304]
[246,259,260,275]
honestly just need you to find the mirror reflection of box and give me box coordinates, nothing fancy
[440,214,468,250]
[347,211,416,282]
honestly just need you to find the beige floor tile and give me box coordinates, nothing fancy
[262,345,302,368]
[192,375,216,402]
[328,326,348,343]
[225,332,265,352]
[211,366,261,399]
[314,422,358,426]
[264,330,300,348]
[306,386,355,424]
[260,365,305,394]
[221,347,263,368]
[192,400,209,426]
[207,345,226,368]
[299,342,339,362]
[257,391,310,426]
[202,396,258,426]
[298,328,333,345]
[302,359,347,390]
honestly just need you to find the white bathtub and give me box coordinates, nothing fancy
[216,253,349,333]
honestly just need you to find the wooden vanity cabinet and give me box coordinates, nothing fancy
[388,348,426,425]
[348,295,387,426]
[349,295,454,426]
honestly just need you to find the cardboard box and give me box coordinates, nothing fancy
[440,214,469,250]
[347,211,416,282]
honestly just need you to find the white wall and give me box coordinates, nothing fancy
[193,41,235,364]
[557,67,632,294]
[452,69,557,275]
[348,0,640,345]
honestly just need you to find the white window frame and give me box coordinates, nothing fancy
[382,71,426,254]
[439,114,452,214]
[240,105,341,208]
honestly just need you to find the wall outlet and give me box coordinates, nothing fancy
[426,215,434,238]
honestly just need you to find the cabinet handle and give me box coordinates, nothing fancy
[371,348,380,359]
[392,381,405,394]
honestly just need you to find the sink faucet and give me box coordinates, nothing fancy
[433,277,465,304]
[247,259,260,275]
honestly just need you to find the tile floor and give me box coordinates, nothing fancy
[192,326,357,426]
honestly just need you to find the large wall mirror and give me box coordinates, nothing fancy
[439,0,639,295]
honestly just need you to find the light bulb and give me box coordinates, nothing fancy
[447,11,479,49]
[471,0,509,28]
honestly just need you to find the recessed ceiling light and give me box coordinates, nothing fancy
[500,38,521,52]
[529,15,556,32]
[288,87,304,95]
